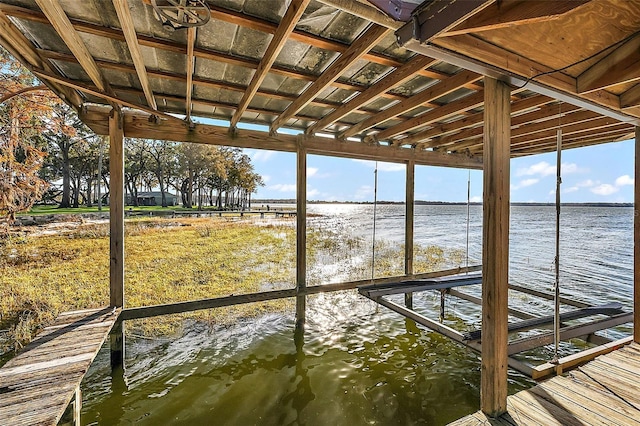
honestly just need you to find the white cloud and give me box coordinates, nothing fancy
[250,150,276,162]
[563,186,579,194]
[615,175,634,186]
[352,159,405,172]
[512,178,539,190]
[591,184,618,196]
[470,195,482,203]
[307,167,318,177]
[354,185,374,200]
[262,174,271,183]
[307,188,319,198]
[516,161,581,178]
[577,179,596,188]
[269,183,296,192]
[589,175,633,196]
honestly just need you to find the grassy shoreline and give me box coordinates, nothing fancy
[1,215,459,358]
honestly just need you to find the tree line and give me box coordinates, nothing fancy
[1,48,263,234]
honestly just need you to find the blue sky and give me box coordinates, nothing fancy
[210,118,636,203]
[245,139,636,203]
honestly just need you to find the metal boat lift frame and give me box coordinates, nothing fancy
[358,268,633,379]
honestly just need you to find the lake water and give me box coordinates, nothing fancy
[81,204,634,425]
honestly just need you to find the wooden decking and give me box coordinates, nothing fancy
[450,342,640,425]
[0,307,119,425]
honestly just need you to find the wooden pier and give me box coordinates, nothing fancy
[0,307,119,426]
[125,209,296,219]
[450,342,640,425]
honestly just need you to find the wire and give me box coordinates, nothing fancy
[513,32,639,90]
[466,169,471,270]
[371,161,378,282]
[553,125,562,364]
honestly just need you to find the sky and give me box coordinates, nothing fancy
[245,139,636,203]
[211,118,636,203]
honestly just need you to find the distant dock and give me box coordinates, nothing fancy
[125,209,296,218]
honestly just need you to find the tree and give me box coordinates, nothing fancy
[42,104,96,208]
[124,138,150,206]
[146,140,177,207]
[0,48,58,235]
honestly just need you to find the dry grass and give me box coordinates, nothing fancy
[1,216,460,355]
[1,218,296,352]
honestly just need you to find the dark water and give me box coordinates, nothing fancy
[81,205,633,425]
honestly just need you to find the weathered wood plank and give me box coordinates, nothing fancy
[481,77,511,417]
[110,108,125,308]
[0,307,118,426]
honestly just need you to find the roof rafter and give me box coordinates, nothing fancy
[112,0,157,110]
[34,0,111,94]
[372,90,485,143]
[270,24,389,133]
[341,69,481,139]
[231,0,310,128]
[306,55,438,135]
[440,0,591,38]
[429,103,581,150]
[577,32,640,94]
[408,95,553,147]
[0,10,82,106]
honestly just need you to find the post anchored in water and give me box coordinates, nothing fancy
[295,145,307,330]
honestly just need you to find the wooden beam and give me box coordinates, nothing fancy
[395,0,494,44]
[398,32,640,126]
[307,55,439,135]
[0,4,410,102]
[0,10,82,107]
[374,90,485,142]
[231,0,310,128]
[316,0,402,30]
[440,0,590,38]
[80,106,483,169]
[35,0,110,93]
[481,77,510,417]
[296,145,307,328]
[112,0,157,110]
[405,160,414,309]
[578,32,640,94]
[532,336,632,380]
[621,82,640,110]
[635,126,640,344]
[184,27,196,121]
[109,108,124,308]
[409,95,553,147]
[120,266,482,320]
[341,69,481,139]
[429,103,580,151]
[37,49,373,113]
[507,312,633,355]
[31,68,181,123]
[270,24,389,132]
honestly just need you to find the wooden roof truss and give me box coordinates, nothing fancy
[0,0,638,168]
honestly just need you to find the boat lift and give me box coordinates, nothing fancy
[358,270,633,379]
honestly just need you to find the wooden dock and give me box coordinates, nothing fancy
[0,307,119,425]
[450,342,640,425]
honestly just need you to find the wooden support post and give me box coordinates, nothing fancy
[481,78,511,417]
[296,146,307,329]
[109,108,125,368]
[405,160,415,308]
[635,127,640,343]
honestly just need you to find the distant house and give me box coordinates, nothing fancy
[126,191,178,206]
